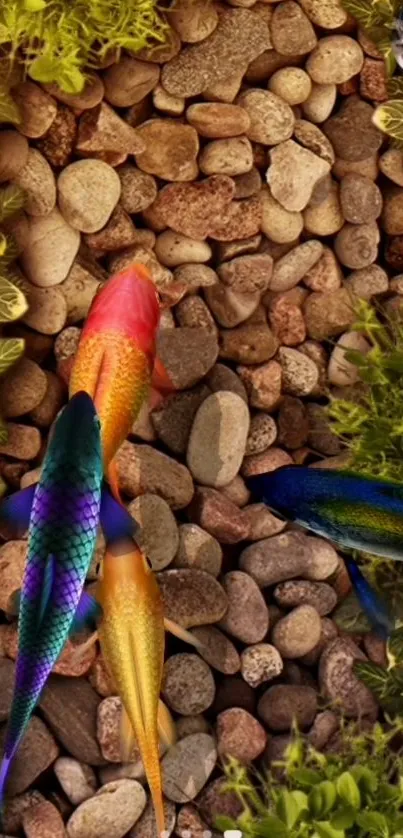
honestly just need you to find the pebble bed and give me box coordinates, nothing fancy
[0,0,399,835]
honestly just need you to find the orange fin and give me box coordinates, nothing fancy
[163,617,204,651]
[152,356,174,396]
[158,699,177,748]
[120,703,136,763]
[149,387,164,412]
[107,458,123,505]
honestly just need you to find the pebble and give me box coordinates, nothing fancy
[198,776,244,828]
[219,474,250,508]
[260,185,303,244]
[303,246,342,292]
[36,102,76,169]
[271,1,317,55]
[272,604,322,658]
[128,798,176,838]
[53,757,97,806]
[0,424,41,460]
[237,89,294,145]
[151,385,210,455]
[269,67,312,105]
[205,283,260,328]
[161,8,271,97]
[118,165,157,214]
[199,136,253,177]
[306,36,364,84]
[267,139,331,212]
[208,195,262,242]
[175,295,217,334]
[307,709,339,750]
[379,148,403,187]
[66,780,147,838]
[300,0,347,27]
[115,442,194,509]
[22,799,66,838]
[0,716,59,795]
[97,697,141,763]
[207,363,247,402]
[29,370,65,427]
[13,148,56,217]
[302,82,337,123]
[186,102,250,138]
[242,504,286,541]
[328,331,370,386]
[217,253,272,295]
[76,102,144,158]
[294,120,335,166]
[155,231,211,267]
[0,358,47,418]
[174,263,218,292]
[136,120,199,181]
[0,659,16,720]
[191,625,240,674]
[219,322,278,364]
[58,160,121,233]
[128,494,179,571]
[319,638,378,718]
[335,221,379,269]
[304,287,355,339]
[219,570,269,643]
[20,278,67,334]
[103,57,160,107]
[11,81,57,138]
[157,326,218,389]
[162,653,215,714]
[240,531,311,588]
[381,186,403,236]
[0,130,29,181]
[43,73,104,109]
[40,676,105,766]
[278,347,319,396]
[270,240,323,292]
[277,396,309,448]
[241,644,283,687]
[189,487,250,543]
[238,359,282,411]
[323,97,382,162]
[257,684,318,731]
[186,391,249,488]
[340,172,382,225]
[274,580,338,615]
[21,208,80,287]
[304,179,344,236]
[157,568,228,628]
[168,0,219,42]
[162,733,217,802]
[216,708,267,763]
[245,413,277,456]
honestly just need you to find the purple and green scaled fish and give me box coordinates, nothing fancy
[248,465,399,638]
[0,391,107,811]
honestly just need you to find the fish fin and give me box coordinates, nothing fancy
[107,458,123,505]
[100,483,138,545]
[0,484,36,539]
[163,617,204,651]
[38,555,56,626]
[120,703,137,763]
[0,754,12,821]
[344,557,394,640]
[149,387,164,411]
[8,589,21,617]
[70,631,99,664]
[69,591,103,637]
[158,699,177,748]
[152,356,174,396]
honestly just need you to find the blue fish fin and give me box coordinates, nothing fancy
[0,753,13,822]
[100,483,138,546]
[69,591,103,637]
[0,484,36,539]
[344,557,394,640]
[37,554,56,626]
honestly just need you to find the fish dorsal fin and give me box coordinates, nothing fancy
[69,591,103,638]
[0,483,37,540]
[38,554,56,626]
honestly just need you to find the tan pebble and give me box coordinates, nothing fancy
[13,148,56,217]
[29,371,66,428]
[189,486,250,543]
[0,358,47,418]
[340,172,382,224]
[344,264,388,299]
[199,136,253,176]
[218,253,273,294]
[58,159,121,233]
[206,283,260,328]
[334,221,379,269]
[300,0,347,28]
[241,644,283,687]
[303,179,344,236]
[379,148,403,187]
[303,287,355,339]
[61,262,100,325]
[42,74,104,111]
[174,263,218,291]
[216,707,267,762]
[155,230,211,267]
[381,187,403,235]
[237,88,294,144]
[152,83,185,115]
[238,359,282,410]
[278,347,319,396]
[323,97,382,163]
[233,168,262,198]
[0,130,29,182]
[302,82,336,123]
[267,139,331,211]
[128,494,179,571]
[0,422,40,464]
[0,541,27,611]
[203,65,247,103]
[270,1,317,55]
[21,209,80,287]
[11,81,57,138]
[168,0,219,42]
[328,331,370,386]
[162,653,215,714]
[270,240,323,291]
[219,570,269,643]
[102,56,160,107]
[84,206,139,255]
[173,523,222,577]
[187,391,250,488]
[242,504,286,541]
[272,604,322,658]
[118,164,157,214]
[158,567,228,626]
[176,296,217,333]
[303,246,342,291]
[269,67,312,105]
[76,102,144,156]
[186,102,250,138]
[18,276,67,335]
[260,185,303,244]
[116,441,194,509]
[306,35,363,84]
[136,119,199,181]
[219,474,251,507]
[241,446,293,477]
[293,119,335,165]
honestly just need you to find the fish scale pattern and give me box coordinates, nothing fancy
[3,419,103,760]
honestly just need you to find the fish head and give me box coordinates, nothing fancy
[89,263,161,365]
[247,466,307,520]
[102,538,159,598]
[47,391,103,475]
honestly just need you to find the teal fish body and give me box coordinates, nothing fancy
[0,392,103,807]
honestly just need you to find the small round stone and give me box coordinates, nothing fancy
[186,103,251,138]
[274,580,338,616]
[245,413,277,456]
[269,67,312,105]
[241,644,283,687]
[157,568,228,628]
[128,494,179,571]
[53,757,97,806]
[161,734,217,803]
[319,638,378,718]
[237,89,294,145]
[199,136,253,177]
[272,604,322,658]
[58,160,121,233]
[257,684,318,731]
[340,173,382,224]
[186,391,250,488]
[191,625,240,675]
[173,523,222,576]
[306,36,364,84]
[278,347,319,396]
[162,653,215,715]
[0,358,47,418]
[66,780,147,838]
[219,570,269,643]
[216,708,267,763]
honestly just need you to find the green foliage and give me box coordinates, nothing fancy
[218,721,403,837]
[0,0,169,94]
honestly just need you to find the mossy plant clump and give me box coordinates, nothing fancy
[0,184,28,443]
[218,720,403,837]
[0,0,170,95]
[341,0,403,144]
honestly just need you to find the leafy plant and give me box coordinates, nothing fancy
[0,0,170,95]
[0,184,28,443]
[217,720,403,837]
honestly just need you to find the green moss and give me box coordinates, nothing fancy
[0,0,169,94]
[217,720,403,837]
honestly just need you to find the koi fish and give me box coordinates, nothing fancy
[247,465,403,562]
[78,496,203,838]
[68,264,173,502]
[343,557,394,640]
[0,392,105,811]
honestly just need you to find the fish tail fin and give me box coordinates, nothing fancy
[0,748,15,821]
[107,459,122,505]
[158,699,176,749]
